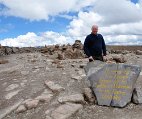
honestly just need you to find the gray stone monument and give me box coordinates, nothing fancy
[85,61,141,107]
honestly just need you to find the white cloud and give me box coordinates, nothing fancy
[0,32,71,47]
[104,35,142,45]
[93,0,142,25]
[0,0,96,21]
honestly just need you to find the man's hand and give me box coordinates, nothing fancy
[103,55,107,62]
[89,56,94,62]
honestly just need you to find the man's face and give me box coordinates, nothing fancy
[92,26,98,34]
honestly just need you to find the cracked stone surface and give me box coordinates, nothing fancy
[51,103,83,119]
[86,62,141,107]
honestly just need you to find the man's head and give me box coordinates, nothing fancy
[91,25,98,34]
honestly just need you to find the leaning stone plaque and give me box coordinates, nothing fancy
[86,62,141,107]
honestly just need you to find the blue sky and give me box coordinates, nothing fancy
[132,0,139,3]
[0,16,71,39]
[0,0,142,47]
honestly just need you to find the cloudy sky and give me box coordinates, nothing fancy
[0,0,142,47]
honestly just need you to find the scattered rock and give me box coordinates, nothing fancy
[5,47,13,55]
[72,40,83,49]
[0,60,9,64]
[106,55,113,61]
[12,47,19,53]
[24,99,39,110]
[136,50,142,55]
[57,52,65,60]
[58,94,84,104]
[57,64,64,68]
[83,88,96,103]
[5,90,20,100]
[5,84,19,91]
[132,75,142,104]
[71,76,82,81]
[71,64,76,67]
[52,59,60,64]
[36,94,53,103]
[111,54,127,63]
[16,105,27,113]
[45,81,65,92]
[77,70,86,78]
[75,68,80,71]
[79,64,86,68]
[51,103,83,119]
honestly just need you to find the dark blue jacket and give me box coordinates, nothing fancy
[83,33,106,57]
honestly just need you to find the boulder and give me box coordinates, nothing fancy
[16,105,27,113]
[57,52,65,60]
[36,94,53,103]
[45,81,65,92]
[83,88,96,103]
[5,47,13,55]
[85,62,141,107]
[111,54,127,63]
[0,47,5,56]
[72,40,83,49]
[136,50,142,55]
[0,60,9,64]
[132,74,142,104]
[24,99,39,110]
[12,47,19,53]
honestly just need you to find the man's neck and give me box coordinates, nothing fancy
[91,32,97,35]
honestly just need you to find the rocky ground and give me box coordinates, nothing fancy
[0,51,142,119]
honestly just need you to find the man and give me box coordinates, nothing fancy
[84,25,107,62]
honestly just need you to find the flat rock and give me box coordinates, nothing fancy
[5,90,20,100]
[5,84,19,91]
[58,94,84,103]
[71,76,82,80]
[16,105,27,113]
[24,99,39,110]
[86,62,141,107]
[45,81,65,92]
[51,103,83,119]
[36,94,53,103]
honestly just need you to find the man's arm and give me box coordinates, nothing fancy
[101,35,106,56]
[83,36,91,57]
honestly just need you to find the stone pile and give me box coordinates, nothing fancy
[1,42,142,61]
[136,50,142,55]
